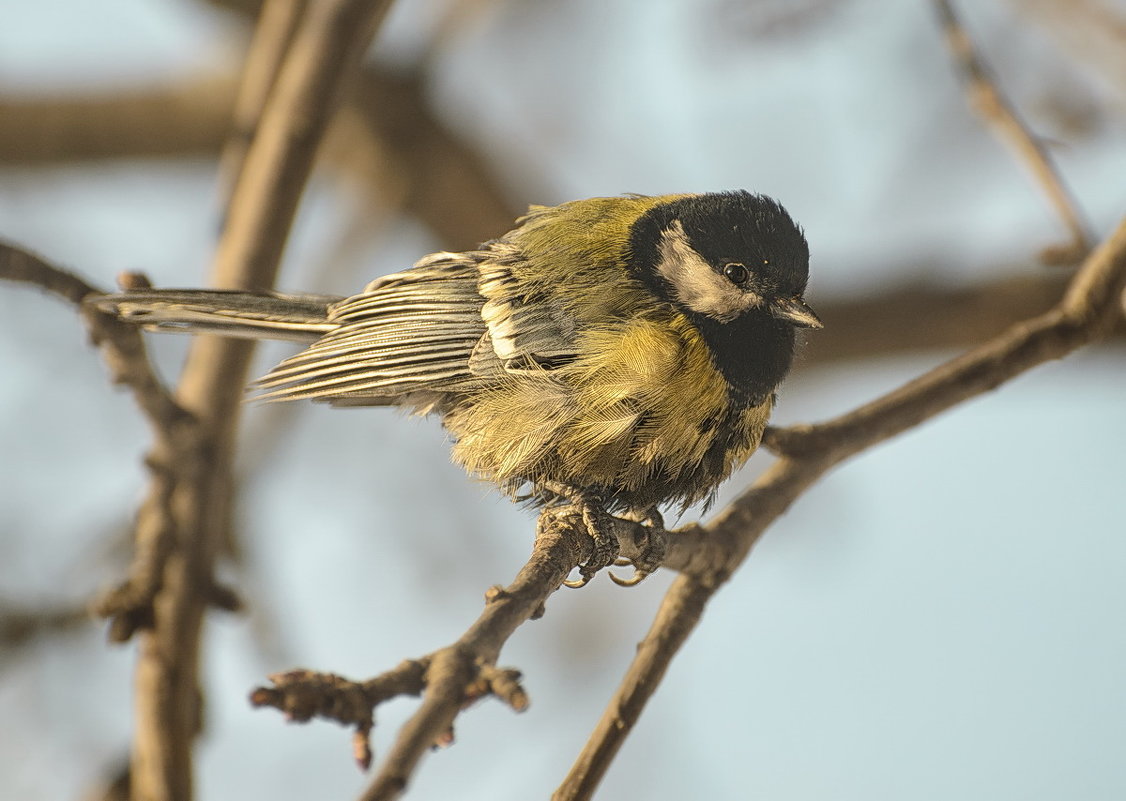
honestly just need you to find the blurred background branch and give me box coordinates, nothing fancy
[934,0,1092,264]
[0,602,90,649]
[108,2,395,800]
[0,66,516,251]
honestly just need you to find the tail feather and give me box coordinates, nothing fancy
[88,289,342,343]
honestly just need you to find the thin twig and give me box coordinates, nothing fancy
[251,661,430,771]
[554,216,1126,800]
[551,575,712,801]
[128,3,396,800]
[244,508,587,799]
[244,513,719,792]
[0,244,209,641]
[0,601,90,647]
[0,244,192,453]
[934,0,1092,264]
[359,510,586,801]
[0,240,98,301]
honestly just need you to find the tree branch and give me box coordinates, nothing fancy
[356,511,585,801]
[246,507,589,800]
[0,66,518,251]
[0,77,234,164]
[934,0,1092,264]
[127,3,395,800]
[0,601,90,648]
[0,244,220,643]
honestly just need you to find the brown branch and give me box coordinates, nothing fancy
[207,2,392,292]
[798,270,1122,366]
[0,76,233,164]
[550,575,712,801]
[244,508,586,799]
[241,511,715,794]
[0,244,213,642]
[554,217,1126,800]
[0,240,99,302]
[358,511,582,801]
[78,296,230,645]
[251,661,429,771]
[0,601,90,647]
[240,511,714,795]
[127,3,396,801]
[934,0,1092,264]
[0,65,517,251]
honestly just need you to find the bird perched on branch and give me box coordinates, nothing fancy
[91,191,820,585]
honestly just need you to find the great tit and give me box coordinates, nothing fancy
[92,191,820,584]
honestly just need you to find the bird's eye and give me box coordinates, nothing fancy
[722,262,749,285]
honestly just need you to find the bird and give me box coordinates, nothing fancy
[91,191,820,586]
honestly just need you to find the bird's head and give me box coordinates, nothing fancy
[628,191,820,330]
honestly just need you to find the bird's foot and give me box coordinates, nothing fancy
[609,507,668,587]
[561,496,620,588]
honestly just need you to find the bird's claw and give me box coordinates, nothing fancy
[608,568,649,587]
[562,498,620,588]
[548,494,669,588]
[607,508,668,587]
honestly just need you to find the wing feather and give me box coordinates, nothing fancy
[477,257,578,368]
[254,254,488,403]
[253,239,586,405]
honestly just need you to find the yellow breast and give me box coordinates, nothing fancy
[446,311,770,509]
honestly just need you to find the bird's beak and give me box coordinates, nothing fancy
[770,296,823,329]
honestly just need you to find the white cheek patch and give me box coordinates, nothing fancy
[655,220,760,322]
